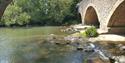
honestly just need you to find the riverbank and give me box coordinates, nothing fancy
[89,34,125,42]
[66,24,125,63]
[68,24,125,42]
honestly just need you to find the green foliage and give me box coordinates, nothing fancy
[1,0,81,26]
[1,3,30,26]
[85,26,98,37]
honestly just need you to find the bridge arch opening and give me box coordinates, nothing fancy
[84,6,100,28]
[108,1,125,27]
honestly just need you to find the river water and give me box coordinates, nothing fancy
[0,26,94,63]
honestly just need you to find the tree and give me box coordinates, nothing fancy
[0,0,12,19]
[1,0,82,26]
[16,0,76,25]
[1,2,31,26]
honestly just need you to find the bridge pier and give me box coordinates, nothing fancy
[79,0,125,34]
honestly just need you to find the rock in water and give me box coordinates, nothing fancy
[77,45,83,50]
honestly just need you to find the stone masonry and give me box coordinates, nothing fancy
[78,0,125,34]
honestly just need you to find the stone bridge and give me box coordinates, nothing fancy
[78,0,125,34]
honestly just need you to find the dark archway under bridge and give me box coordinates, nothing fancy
[79,0,125,34]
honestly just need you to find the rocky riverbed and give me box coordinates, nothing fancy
[61,25,125,63]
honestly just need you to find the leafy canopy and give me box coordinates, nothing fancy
[1,0,81,26]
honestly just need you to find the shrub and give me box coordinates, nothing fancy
[1,4,30,26]
[85,26,98,37]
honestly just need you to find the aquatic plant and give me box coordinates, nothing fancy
[81,26,98,37]
[85,26,98,37]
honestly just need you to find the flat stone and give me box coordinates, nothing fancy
[89,34,125,42]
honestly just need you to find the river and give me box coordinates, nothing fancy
[0,26,96,63]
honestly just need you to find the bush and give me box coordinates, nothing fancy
[85,26,98,37]
[1,3,30,26]
[1,0,81,26]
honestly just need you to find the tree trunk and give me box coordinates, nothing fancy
[0,0,12,19]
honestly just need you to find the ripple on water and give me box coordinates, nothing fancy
[0,27,92,63]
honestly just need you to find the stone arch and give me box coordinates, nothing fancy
[79,0,125,34]
[84,6,100,28]
[108,0,125,27]
[106,0,125,33]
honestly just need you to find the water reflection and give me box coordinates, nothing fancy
[0,27,85,63]
[11,39,84,63]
